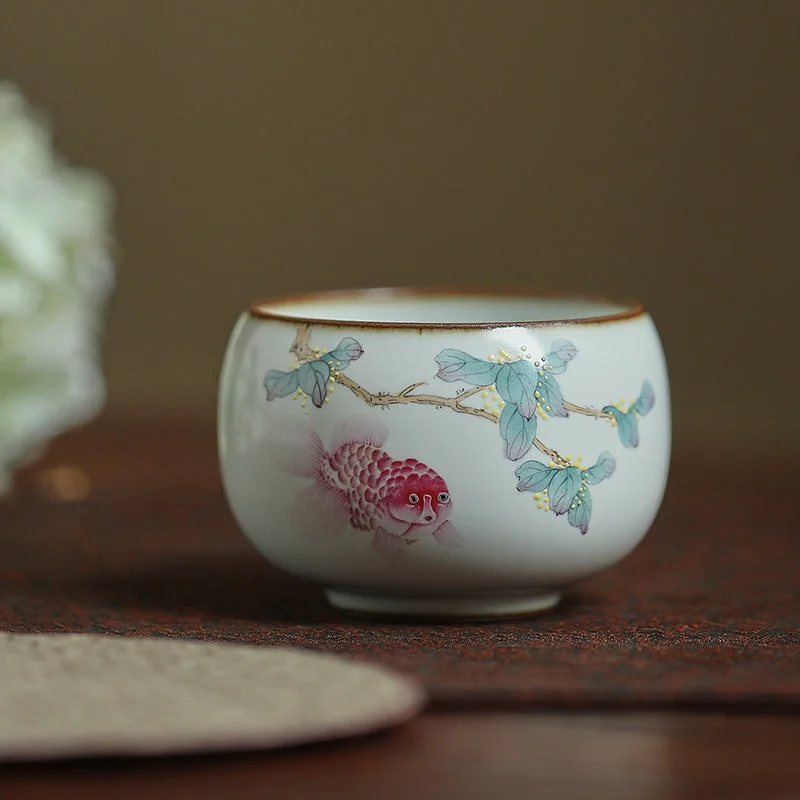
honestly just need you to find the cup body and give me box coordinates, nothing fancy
[218,290,671,618]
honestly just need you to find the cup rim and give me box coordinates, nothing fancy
[248,286,647,329]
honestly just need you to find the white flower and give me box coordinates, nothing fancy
[0,82,114,492]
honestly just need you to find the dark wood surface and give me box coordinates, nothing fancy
[1,713,798,800]
[1,417,798,799]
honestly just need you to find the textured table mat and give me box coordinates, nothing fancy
[1,432,798,713]
[0,633,424,761]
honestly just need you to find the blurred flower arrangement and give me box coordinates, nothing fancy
[0,82,114,493]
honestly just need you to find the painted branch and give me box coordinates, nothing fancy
[562,400,613,421]
[533,438,569,466]
[289,325,570,463]
[336,373,498,422]
[290,324,314,361]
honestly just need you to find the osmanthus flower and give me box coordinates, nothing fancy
[0,83,114,492]
[514,451,616,534]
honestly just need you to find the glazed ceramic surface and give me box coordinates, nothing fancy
[218,290,671,619]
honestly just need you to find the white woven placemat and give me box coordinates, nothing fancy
[0,633,426,761]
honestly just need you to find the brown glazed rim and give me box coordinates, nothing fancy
[248,287,647,329]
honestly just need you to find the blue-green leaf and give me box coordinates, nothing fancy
[583,451,616,485]
[535,370,568,417]
[299,360,331,408]
[567,488,593,534]
[264,369,299,400]
[602,406,640,448]
[545,339,577,375]
[630,380,655,417]
[435,349,501,385]
[495,361,538,419]
[321,337,364,369]
[499,402,538,461]
[514,460,557,493]
[547,466,582,515]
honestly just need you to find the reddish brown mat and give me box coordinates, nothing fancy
[1,421,797,712]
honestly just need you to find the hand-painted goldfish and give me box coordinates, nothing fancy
[277,418,463,554]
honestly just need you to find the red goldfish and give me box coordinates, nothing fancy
[278,418,463,554]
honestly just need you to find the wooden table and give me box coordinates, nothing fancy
[0,418,797,799]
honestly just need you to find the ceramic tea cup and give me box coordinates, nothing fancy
[218,288,671,619]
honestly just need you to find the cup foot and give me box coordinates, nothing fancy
[324,588,563,621]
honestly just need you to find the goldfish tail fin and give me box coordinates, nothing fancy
[268,418,328,478]
[291,482,350,537]
[433,520,464,548]
[330,415,389,453]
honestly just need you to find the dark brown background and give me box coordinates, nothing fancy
[1,1,797,451]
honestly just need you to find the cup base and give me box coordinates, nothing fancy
[324,588,563,622]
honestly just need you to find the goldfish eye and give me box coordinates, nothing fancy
[407,493,420,504]
[437,492,450,503]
